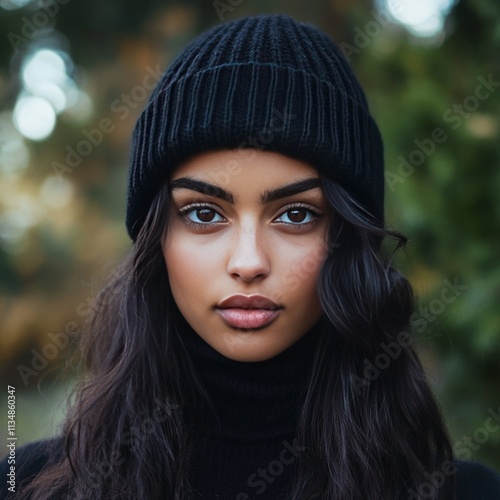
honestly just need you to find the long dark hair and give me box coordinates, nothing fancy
[21,173,455,499]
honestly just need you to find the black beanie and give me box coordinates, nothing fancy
[126,13,384,241]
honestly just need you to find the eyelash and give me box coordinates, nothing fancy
[177,202,322,231]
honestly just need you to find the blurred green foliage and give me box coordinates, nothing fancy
[0,0,498,472]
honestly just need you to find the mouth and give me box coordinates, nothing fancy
[215,294,282,330]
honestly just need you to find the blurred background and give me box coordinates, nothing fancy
[0,0,499,472]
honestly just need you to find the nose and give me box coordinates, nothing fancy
[226,222,270,283]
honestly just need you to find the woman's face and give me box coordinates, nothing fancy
[162,149,331,362]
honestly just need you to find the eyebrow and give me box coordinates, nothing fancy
[170,177,321,204]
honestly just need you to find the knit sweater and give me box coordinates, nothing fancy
[183,322,321,499]
[2,325,500,499]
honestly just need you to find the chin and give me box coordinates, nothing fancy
[213,331,290,362]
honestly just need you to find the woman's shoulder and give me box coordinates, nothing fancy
[455,460,500,499]
[2,442,499,499]
[0,436,64,498]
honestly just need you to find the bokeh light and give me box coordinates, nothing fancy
[40,175,74,208]
[13,95,56,141]
[0,0,35,10]
[0,194,42,247]
[384,0,456,37]
[22,49,68,88]
[28,81,67,113]
[61,84,94,124]
[0,112,31,176]
[13,45,83,140]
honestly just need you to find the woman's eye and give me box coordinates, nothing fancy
[275,208,318,225]
[183,207,225,224]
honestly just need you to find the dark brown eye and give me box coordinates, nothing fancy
[182,206,225,225]
[196,208,216,222]
[274,207,319,225]
[287,208,307,223]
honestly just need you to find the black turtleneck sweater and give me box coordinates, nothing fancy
[2,324,500,499]
[183,322,321,499]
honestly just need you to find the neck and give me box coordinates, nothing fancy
[182,321,322,442]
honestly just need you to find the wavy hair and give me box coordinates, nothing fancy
[20,173,455,499]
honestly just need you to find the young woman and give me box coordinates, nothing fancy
[2,13,499,500]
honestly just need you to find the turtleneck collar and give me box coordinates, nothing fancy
[182,321,322,443]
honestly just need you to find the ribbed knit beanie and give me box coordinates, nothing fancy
[126,13,384,241]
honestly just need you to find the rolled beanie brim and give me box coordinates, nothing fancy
[126,62,384,240]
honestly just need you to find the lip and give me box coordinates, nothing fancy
[217,294,280,310]
[215,294,282,330]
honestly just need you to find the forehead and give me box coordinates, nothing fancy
[170,149,320,188]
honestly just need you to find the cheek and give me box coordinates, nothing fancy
[163,232,224,296]
[275,236,327,297]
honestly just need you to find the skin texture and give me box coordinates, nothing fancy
[162,149,331,362]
